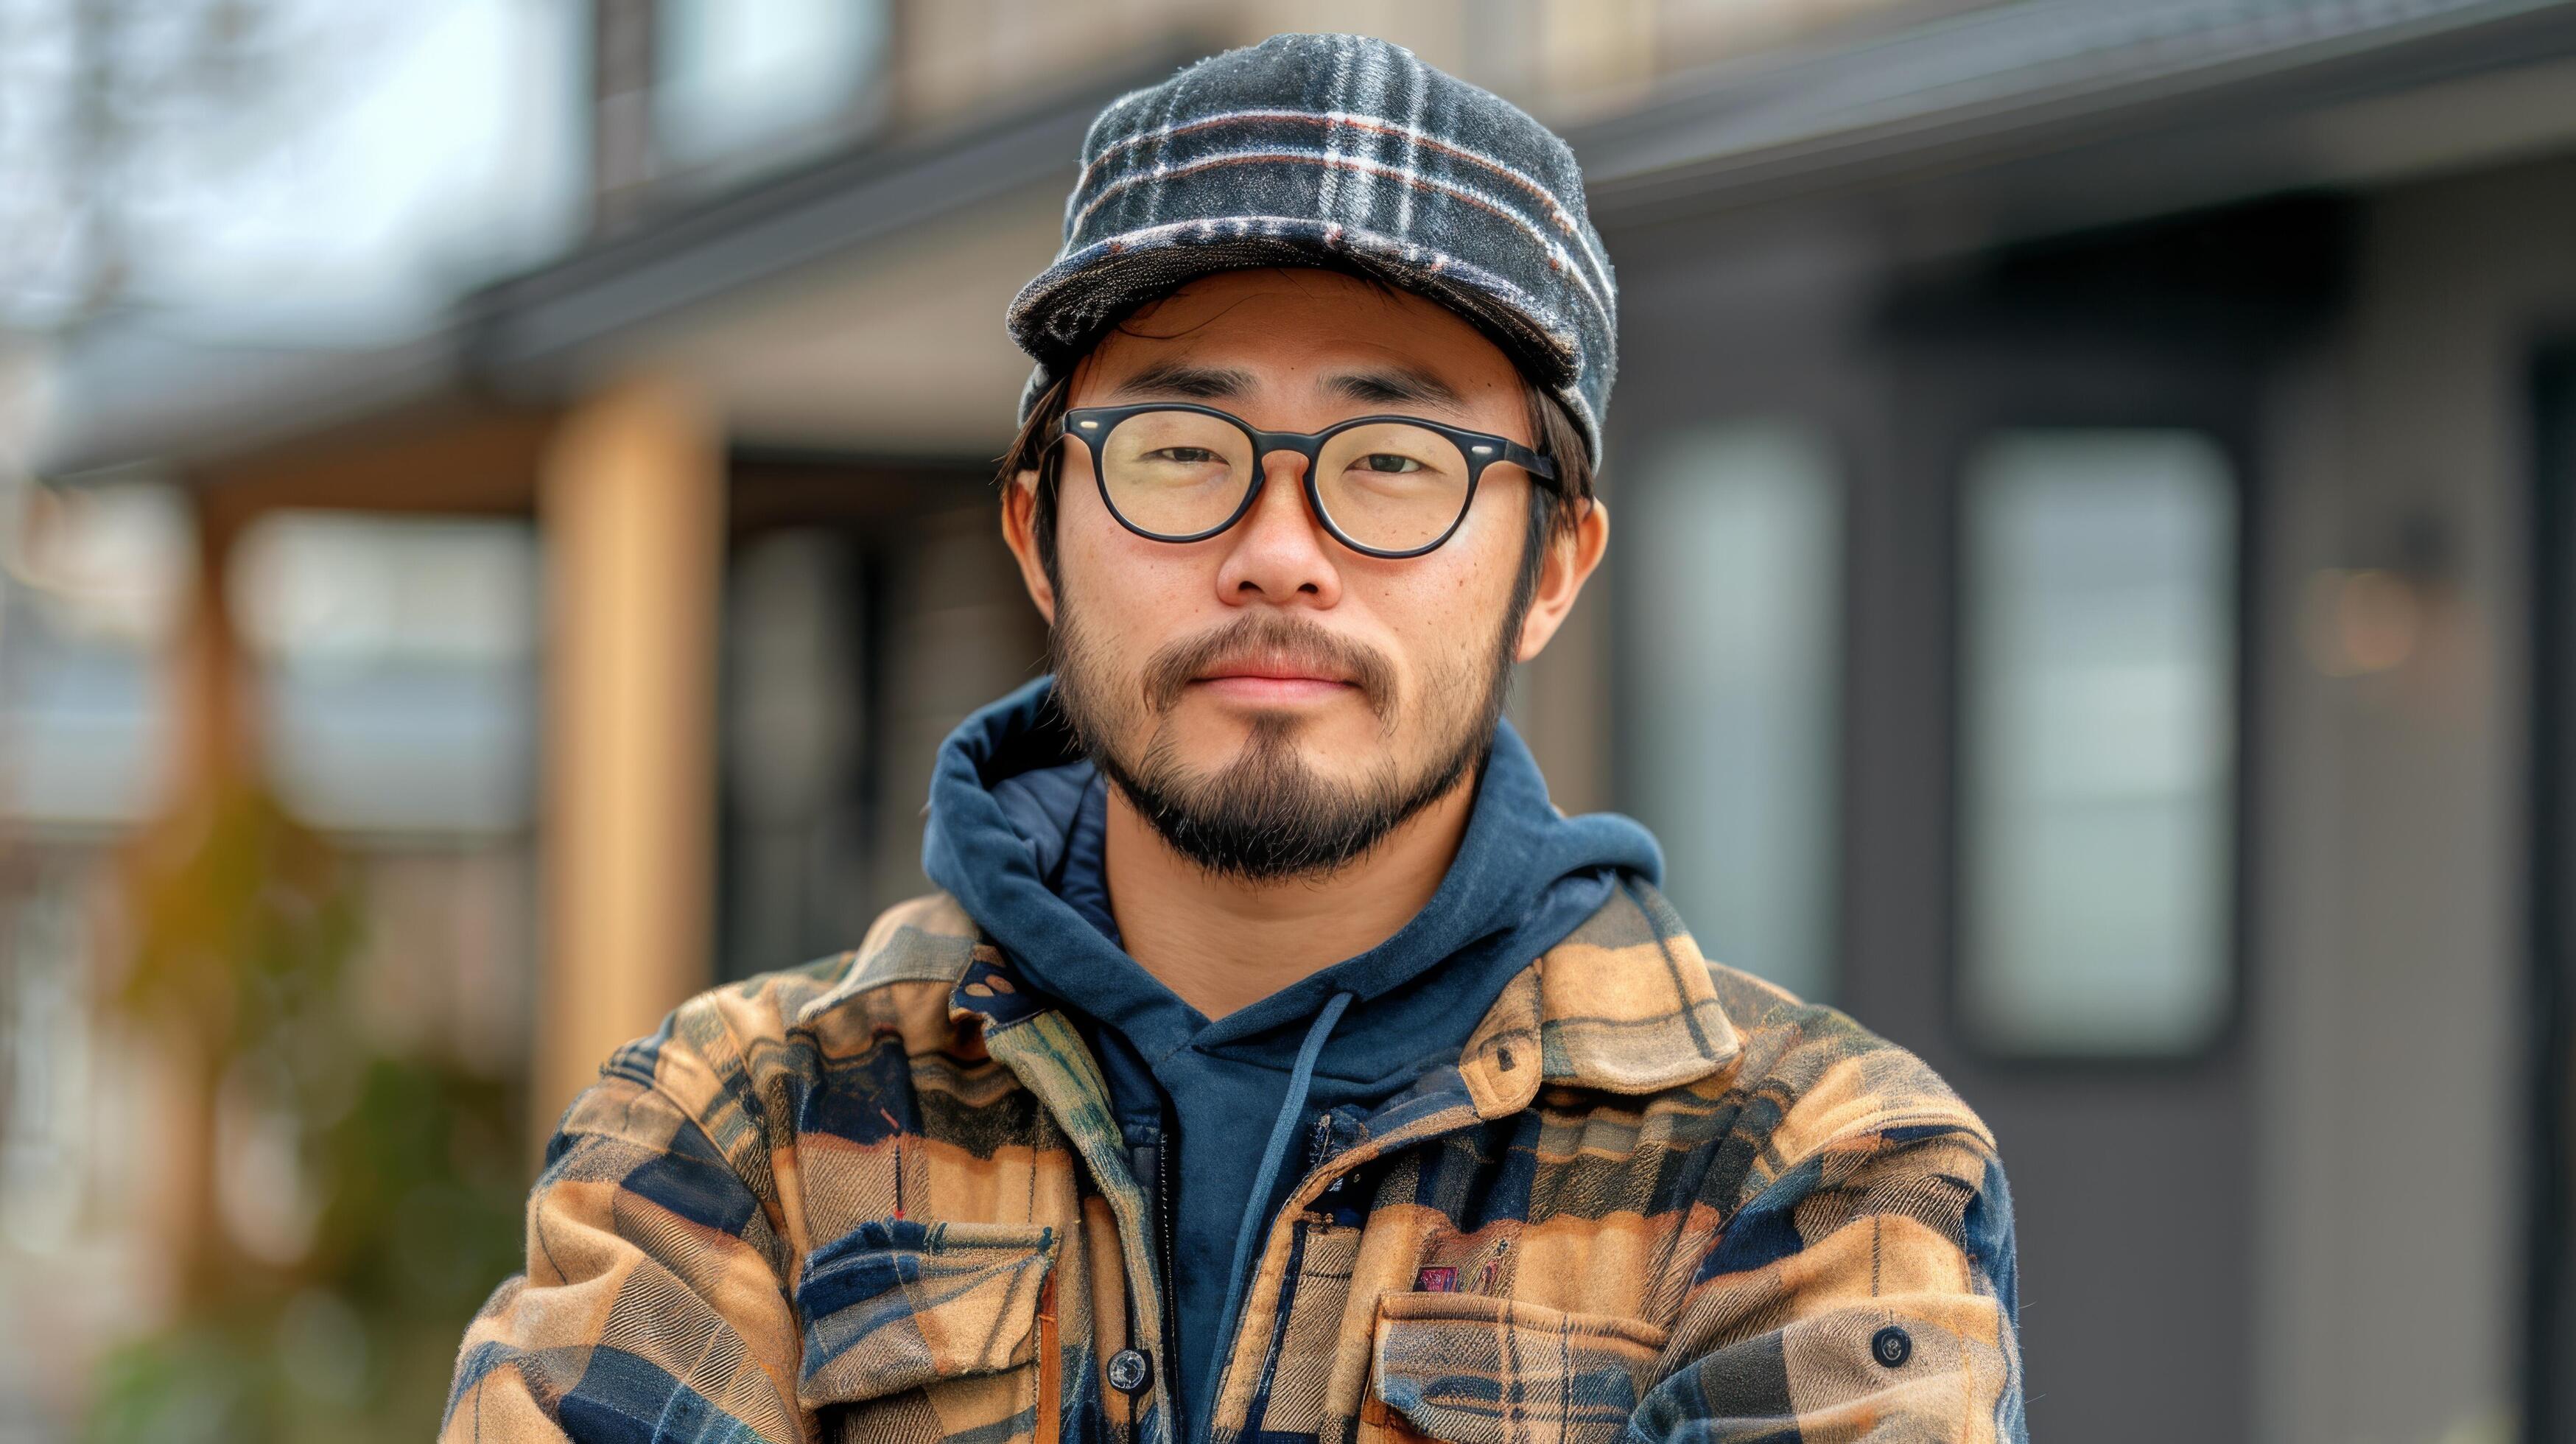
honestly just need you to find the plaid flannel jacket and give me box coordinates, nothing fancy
[443,881,2024,1443]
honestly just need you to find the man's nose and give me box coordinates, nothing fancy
[1213,449,1343,605]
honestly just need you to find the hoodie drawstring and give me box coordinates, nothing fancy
[1207,989,1355,1406]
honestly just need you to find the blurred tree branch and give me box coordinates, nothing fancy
[0,0,292,337]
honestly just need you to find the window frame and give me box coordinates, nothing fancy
[1942,412,2261,1073]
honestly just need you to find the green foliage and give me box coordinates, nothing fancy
[119,779,360,1062]
[89,782,525,1440]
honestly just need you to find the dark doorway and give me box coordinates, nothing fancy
[2525,340,2576,1443]
[1836,200,2342,1443]
[1840,331,2262,1443]
[1605,194,2352,1439]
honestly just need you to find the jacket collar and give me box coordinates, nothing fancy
[818,882,1740,1124]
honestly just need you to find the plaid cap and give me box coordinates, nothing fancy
[1006,32,1618,466]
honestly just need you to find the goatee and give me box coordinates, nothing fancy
[1047,607,1518,882]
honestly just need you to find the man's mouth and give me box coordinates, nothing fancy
[1191,652,1360,705]
[1140,616,1396,719]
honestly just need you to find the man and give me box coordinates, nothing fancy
[445,32,2023,1444]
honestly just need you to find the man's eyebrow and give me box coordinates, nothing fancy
[1103,362,1257,401]
[1098,360,1470,411]
[1322,367,1465,410]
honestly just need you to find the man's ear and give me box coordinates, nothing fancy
[1514,497,1610,663]
[999,467,1059,626]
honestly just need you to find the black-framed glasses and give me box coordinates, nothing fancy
[1052,402,1557,559]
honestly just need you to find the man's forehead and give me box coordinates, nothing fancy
[1073,272,1515,415]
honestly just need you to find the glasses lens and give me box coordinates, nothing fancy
[1314,422,1473,553]
[1096,410,1257,539]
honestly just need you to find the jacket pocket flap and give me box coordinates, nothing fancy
[1369,1293,1668,1444]
[795,1218,1058,1409]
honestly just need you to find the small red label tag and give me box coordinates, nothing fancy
[1415,1266,1458,1293]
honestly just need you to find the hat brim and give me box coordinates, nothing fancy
[1006,217,1600,465]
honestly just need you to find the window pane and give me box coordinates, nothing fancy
[656,0,888,171]
[1961,430,2236,1056]
[1624,421,1841,1001]
[233,514,539,835]
[0,483,191,825]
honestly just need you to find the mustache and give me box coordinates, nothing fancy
[1139,614,1397,720]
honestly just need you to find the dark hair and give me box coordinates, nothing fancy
[995,368,1596,602]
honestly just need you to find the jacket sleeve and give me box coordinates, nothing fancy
[1624,1120,2025,1444]
[441,1070,811,1444]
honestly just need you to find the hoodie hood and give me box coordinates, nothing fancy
[922,675,1663,1081]
[922,675,1663,1437]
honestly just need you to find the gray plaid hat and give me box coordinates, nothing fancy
[1006,32,1617,466]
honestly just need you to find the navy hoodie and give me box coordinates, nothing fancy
[922,678,1661,1439]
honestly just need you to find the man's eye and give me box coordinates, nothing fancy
[1145,447,1224,464]
[1359,454,1424,474]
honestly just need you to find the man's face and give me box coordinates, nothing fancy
[1015,268,1554,881]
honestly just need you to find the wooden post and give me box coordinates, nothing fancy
[150,496,253,1306]
[530,375,723,1142]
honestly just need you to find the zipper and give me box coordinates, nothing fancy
[1189,1108,1353,1444]
[1126,1129,1184,1444]
[979,1013,1177,1444]
[1156,1128,1185,1444]
[1198,1097,1485,1439]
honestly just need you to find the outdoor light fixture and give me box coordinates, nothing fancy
[2299,507,2452,679]
[2301,567,2426,676]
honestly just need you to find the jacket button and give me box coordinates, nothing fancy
[1870,1325,1912,1368]
[1106,1347,1153,1395]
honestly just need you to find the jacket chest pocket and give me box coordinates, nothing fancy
[796,1219,1060,1444]
[1360,1293,1668,1444]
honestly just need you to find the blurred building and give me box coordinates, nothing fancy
[9,0,2576,1440]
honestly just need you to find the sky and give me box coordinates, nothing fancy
[1,0,585,345]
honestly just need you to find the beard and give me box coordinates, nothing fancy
[1047,601,1523,883]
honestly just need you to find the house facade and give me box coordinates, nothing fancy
[12,1,2576,1439]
